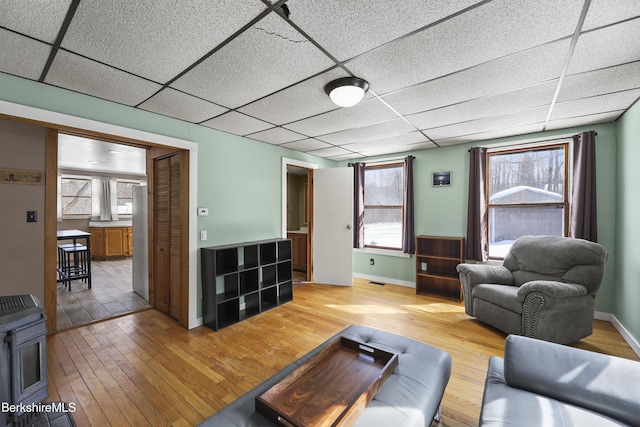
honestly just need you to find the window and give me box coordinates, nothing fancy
[363,163,404,250]
[487,144,568,258]
[116,181,136,215]
[61,177,92,216]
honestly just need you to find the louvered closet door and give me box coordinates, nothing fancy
[153,153,182,320]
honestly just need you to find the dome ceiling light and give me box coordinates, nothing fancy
[324,77,370,108]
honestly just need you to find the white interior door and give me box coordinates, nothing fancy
[313,167,353,286]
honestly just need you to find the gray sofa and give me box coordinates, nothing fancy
[480,335,640,426]
[456,235,608,344]
[198,325,452,427]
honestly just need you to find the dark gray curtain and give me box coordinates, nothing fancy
[352,162,365,248]
[465,147,488,261]
[571,131,598,242]
[402,156,415,254]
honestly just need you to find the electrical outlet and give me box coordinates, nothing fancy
[370,258,374,265]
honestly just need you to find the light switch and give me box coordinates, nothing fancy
[200,230,207,241]
[27,211,37,222]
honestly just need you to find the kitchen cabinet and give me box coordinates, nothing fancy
[90,226,132,259]
[287,232,307,272]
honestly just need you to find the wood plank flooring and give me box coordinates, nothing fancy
[46,278,639,427]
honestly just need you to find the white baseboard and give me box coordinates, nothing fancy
[353,273,415,288]
[610,314,640,357]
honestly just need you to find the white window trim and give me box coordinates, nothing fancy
[354,247,411,258]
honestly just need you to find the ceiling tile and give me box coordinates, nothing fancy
[238,68,350,125]
[434,123,545,146]
[306,146,355,158]
[247,127,307,145]
[284,97,398,137]
[279,138,333,152]
[382,39,570,115]
[545,111,625,131]
[568,18,640,75]
[326,153,366,161]
[558,61,640,102]
[317,118,416,145]
[201,111,272,135]
[340,131,429,153]
[550,89,640,121]
[287,0,481,61]
[407,81,557,130]
[582,0,640,31]
[171,12,335,108]
[0,0,72,43]
[61,0,267,83]
[45,50,162,106]
[347,0,582,94]
[138,88,227,123]
[0,30,51,80]
[423,107,549,140]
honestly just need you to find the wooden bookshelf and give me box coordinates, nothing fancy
[415,236,464,301]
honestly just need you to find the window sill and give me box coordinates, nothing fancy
[353,247,410,258]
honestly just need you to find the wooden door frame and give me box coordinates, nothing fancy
[282,158,317,282]
[0,104,197,332]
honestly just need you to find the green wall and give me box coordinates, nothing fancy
[345,121,619,315]
[615,99,640,341]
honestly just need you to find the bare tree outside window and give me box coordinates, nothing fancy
[117,181,135,215]
[61,178,92,216]
[487,144,568,258]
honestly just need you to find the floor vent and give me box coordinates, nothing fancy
[369,281,386,286]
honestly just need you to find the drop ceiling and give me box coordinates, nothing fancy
[1,0,639,161]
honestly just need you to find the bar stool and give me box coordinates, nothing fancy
[57,243,92,290]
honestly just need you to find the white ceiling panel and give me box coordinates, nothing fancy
[434,123,546,146]
[238,68,350,125]
[582,0,640,31]
[568,17,640,75]
[58,133,146,176]
[317,119,416,145]
[0,0,72,43]
[341,132,430,153]
[382,39,571,116]
[306,146,355,158]
[60,0,267,83]
[550,89,640,121]
[326,153,366,161]
[0,30,51,80]
[347,0,582,95]
[7,1,640,162]
[171,13,335,108]
[139,88,227,123]
[284,97,398,137]
[287,0,482,61]
[558,62,640,102]
[279,139,333,152]
[201,111,273,135]
[545,110,625,131]
[45,50,162,106]
[247,127,307,145]
[407,81,557,130]
[424,107,549,140]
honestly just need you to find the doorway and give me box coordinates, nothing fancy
[47,127,192,332]
[56,133,150,328]
[286,165,311,286]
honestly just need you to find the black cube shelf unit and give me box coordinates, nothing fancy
[201,238,293,330]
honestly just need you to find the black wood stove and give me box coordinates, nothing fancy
[0,295,48,426]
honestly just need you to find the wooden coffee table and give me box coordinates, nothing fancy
[256,336,398,427]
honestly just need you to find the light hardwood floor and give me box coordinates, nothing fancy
[46,278,639,427]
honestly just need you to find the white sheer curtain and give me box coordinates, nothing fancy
[92,177,119,221]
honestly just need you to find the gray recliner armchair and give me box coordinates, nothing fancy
[456,235,608,344]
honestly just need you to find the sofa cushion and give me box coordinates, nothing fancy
[472,284,522,314]
[503,335,640,426]
[480,357,629,427]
